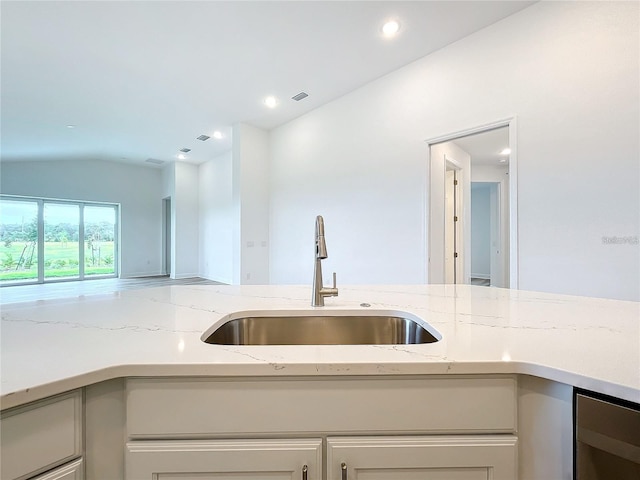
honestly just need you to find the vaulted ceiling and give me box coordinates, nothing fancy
[1,1,535,167]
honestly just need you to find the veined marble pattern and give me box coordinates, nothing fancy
[1,284,639,409]
[0,275,222,304]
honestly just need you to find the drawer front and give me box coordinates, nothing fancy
[127,376,516,437]
[0,391,82,480]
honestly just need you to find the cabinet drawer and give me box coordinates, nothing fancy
[127,376,516,437]
[0,390,82,480]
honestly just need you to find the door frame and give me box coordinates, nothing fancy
[162,197,172,276]
[425,117,518,288]
[444,157,465,284]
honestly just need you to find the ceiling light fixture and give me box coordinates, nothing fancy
[213,131,223,139]
[382,20,400,37]
[500,148,511,155]
[177,153,187,160]
[66,124,76,129]
[264,96,278,108]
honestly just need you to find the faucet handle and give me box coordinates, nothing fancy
[332,272,337,289]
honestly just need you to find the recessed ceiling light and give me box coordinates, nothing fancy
[177,153,187,160]
[382,20,400,37]
[66,124,76,129]
[264,96,278,108]
[500,148,511,155]
[213,131,224,139]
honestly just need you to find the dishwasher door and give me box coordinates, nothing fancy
[575,391,640,479]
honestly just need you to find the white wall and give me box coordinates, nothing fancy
[198,151,234,283]
[163,162,199,279]
[161,161,175,276]
[0,159,163,278]
[233,123,270,285]
[269,1,639,300]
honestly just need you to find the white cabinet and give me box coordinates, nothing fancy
[124,376,518,480]
[30,459,84,480]
[125,436,516,480]
[126,438,322,479]
[0,390,82,480]
[327,436,517,480]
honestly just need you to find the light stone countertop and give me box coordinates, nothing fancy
[1,284,638,409]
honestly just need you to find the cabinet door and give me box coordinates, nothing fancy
[126,438,322,480]
[327,436,517,480]
[31,458,83,480]
[0,391,82,480]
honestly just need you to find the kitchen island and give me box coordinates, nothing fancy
[1,284,638,479]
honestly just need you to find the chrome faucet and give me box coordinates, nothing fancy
[312,215,338,306]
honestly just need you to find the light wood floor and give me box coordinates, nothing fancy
[0,276,223,304]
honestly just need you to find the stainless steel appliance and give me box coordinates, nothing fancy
[575,389,640,479]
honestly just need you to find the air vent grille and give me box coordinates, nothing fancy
[180,148,191,153]
[145,158,164,165]
[197,135,210,141]
[292,92,309,101]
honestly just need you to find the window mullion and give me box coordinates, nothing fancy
[79,204,85,280]
[37,199,44,283]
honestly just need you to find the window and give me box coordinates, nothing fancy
[0,196,118,285]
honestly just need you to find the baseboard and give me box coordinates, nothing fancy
[120,271,165,279]
[171,273,201,280]
[471,273,490,280]
[199,273,232,284]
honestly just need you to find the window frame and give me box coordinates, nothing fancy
[0,195,120,286]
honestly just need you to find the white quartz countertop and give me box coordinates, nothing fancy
[1,284,639,409]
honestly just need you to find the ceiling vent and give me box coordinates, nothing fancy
[197,135,210,141]
[145,158,164,165]
[180,148,191,153]
[292,92,309,101]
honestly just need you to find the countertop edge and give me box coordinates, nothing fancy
[2,360,638,411]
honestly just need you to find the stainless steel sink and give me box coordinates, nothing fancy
[201,310,441,345]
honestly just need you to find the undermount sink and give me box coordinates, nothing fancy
[201,310,441,346]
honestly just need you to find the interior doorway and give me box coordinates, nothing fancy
[471,182,504,286]
[427,120,517,288]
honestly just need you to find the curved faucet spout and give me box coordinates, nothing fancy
[312,215,338,306]
[315,215,328,259]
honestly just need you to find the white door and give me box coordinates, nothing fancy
[428,144,469,284]
[126,438,322,480]
[488,183,503,287]
[327,436,517,480]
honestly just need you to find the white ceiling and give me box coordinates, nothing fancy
[1,1,534,167]
[452,127,510,167]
